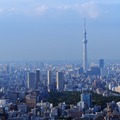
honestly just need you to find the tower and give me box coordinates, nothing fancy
[56,72,64,91]
[83,18,88,73]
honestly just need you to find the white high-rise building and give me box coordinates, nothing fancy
[83,18,88,73]
[27,72,36,90]
[47,70,52,92]
[56,72,64,91]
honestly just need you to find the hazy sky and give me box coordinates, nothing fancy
[0,0,120,61]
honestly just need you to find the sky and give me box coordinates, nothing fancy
[0,0,120,61]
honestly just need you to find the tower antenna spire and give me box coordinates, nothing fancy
[83,18,86,34]
[84,17,86,29]
[82,18,88,73]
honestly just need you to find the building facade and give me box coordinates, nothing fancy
[56,72,64,91]
[36,69,40,88]
[27,72,36,90]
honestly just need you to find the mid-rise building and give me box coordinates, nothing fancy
[81,92,92,109]
[90,66,100,76]
[17,103,27,113]
[26,94,36,109]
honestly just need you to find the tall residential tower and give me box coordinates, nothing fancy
[83,18,88,73]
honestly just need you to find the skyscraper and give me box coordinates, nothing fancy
[99,59,105,77]
[56,72,64,91]
[27,72,36,90]
[83,18,88,73]
[47,70,52,92]
[36,69,40,88]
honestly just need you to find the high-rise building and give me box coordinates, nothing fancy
[27,72,36,90]
[79,67,83,74]
[81,92,92,109]
[47,70,52,92]
[36,69,40,88]
[83,18,88,73]
[90,65,100,76]
[99,59,104,68]
[99,59,105,77]
[56,72,64,91]
[6,65,10,74]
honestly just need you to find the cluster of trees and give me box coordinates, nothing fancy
[46,91,120,108]
[47,91,80,106]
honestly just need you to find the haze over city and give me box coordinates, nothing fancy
[1,1,120,119]
[0,0,120,61]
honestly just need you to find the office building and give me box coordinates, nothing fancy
[99,59,104,68]
[56,72,64,91]
[79,67,83,74]
[27,72,36,90]
[99,59,105,77]
[81,92,92,109]
[36,69,40,88]
[47,70,52,92]
[6,65,10,74]
[90,66,100,76]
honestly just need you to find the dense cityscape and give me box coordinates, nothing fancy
[0,21,119,119]
[0,0,120,120]
[0,60,120,119]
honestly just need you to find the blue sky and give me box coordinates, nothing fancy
[0,0,120,61]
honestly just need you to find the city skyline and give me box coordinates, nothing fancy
[0,0,120,61]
